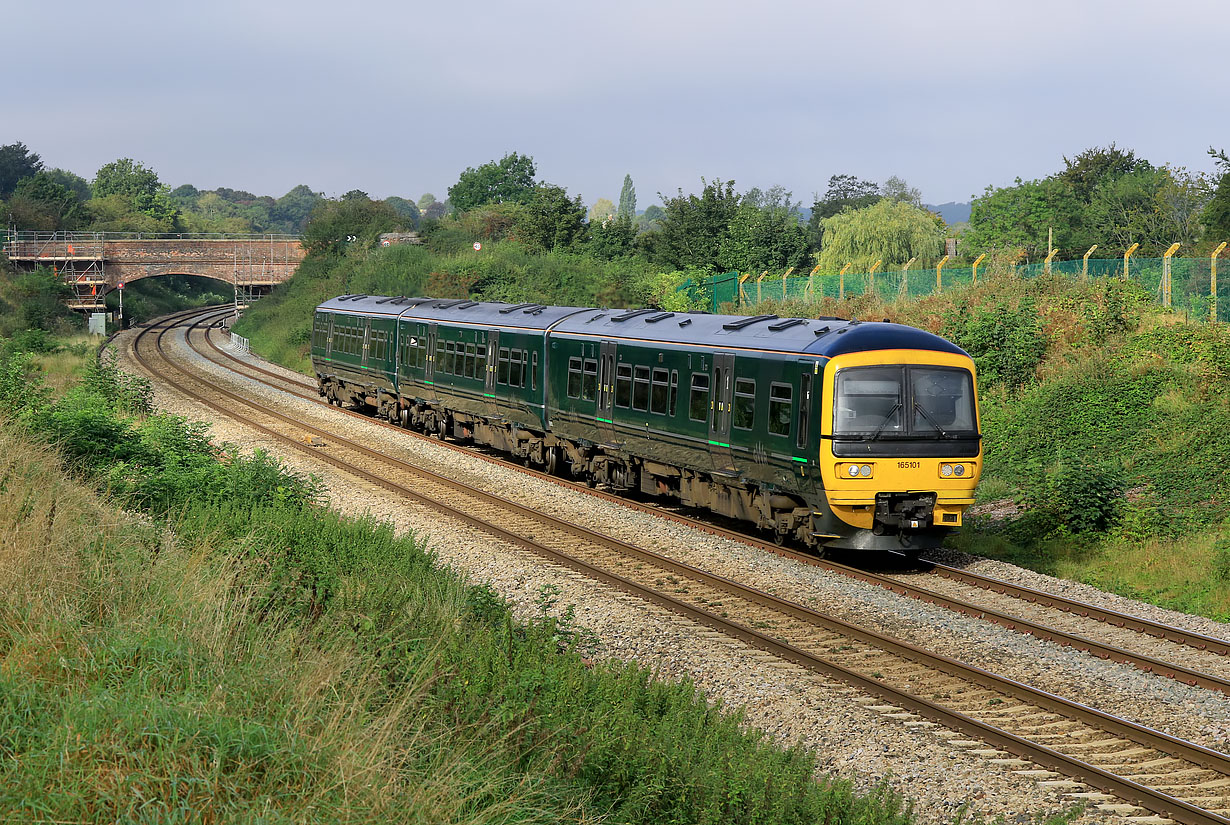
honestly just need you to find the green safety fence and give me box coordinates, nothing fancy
[690,258,1230,322]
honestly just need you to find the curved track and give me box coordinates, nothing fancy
[121,306,1230,824]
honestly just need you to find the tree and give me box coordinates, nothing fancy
[8,172,84,230]
[271,185,324,234]
[92,158,178,226]
[448,152,537,213]
[0,142,43,199]
[384,196,421,225]
[1060,143,1149,202]
[1202,148,1230,244]
[588,214,637,260]
[301,195,404,255]
[962,176,1082,260]
[513,184,588,252]
[881,175,922,207]
[636,204,665,232]
[718,187,808,273]
[808,174,882,249]
[649,178,741,271]
[588,197,615,224]
[44,168,90,203]
[617,174,637,222]
[815,198,944,273]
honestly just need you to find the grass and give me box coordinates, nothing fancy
[0,349,915,824]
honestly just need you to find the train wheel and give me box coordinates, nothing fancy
[544,447,560,476]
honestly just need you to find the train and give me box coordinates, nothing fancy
[310,295,982,555]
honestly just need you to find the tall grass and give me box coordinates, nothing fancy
[0,350,914,824]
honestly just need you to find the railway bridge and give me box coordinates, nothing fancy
[1,231,305,311]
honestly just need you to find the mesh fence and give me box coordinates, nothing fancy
[693,257,1230,322]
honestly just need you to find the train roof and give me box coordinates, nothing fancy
[315,295,967,358]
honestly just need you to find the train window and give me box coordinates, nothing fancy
[476,346,487,382]
[651,368,669,415]
[633,366,650,411]
[797,373,812,449]
[418,338,427,370]
[497,348,510,385]
[509,350,524,388]
[435,340,445,373]
[835,367,904,435]
[689,373,710,422]
[615,364,633,408]
[448,342,459,375]
[669,371,679,416]
[582,359,598,401]
[733,378,756,430]
[769,383,792,437]
[910,368,975,432]
[531,352,539,391]
[465,343,477,379]
[568,358,583,398]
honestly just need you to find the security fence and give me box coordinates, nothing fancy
[692,253,1230,322]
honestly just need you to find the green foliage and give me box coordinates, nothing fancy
[513,184,588,252]
[588,214,638,261]
[962,176,1080,260]
[9,172,85,230]
[617,173,637,222]
[941,299,1047,389]
[650,178,741,271]
[448,151,538,212]
[815,198,943,273]
[718,188,809,274]
[0,141,42,199]
[1,268,80,337]
[1033,461,1126,535]
[301,195,404,255]
[92,157,161,200]
[808,174,882,248]
[0,344,47,413]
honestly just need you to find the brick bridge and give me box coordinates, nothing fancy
[2,232,306,311]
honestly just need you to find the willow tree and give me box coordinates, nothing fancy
[815,198,943,273]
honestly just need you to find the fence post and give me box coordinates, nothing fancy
[1162,243,1180,307]
[1123,243,1139,280]
[971,253,986,283]
[738,274,750,306]
[867,259,882,295]
[756,270,767,303]
[1213,242,1227,322]
[1044,247,1059,275]
[936,255,949,294]
[1082,245,1098,279]
[781,266,793,301]
[838,263,852,300]
[807,264,820,300]
[899,257,916,295]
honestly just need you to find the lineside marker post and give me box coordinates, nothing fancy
[971,253,986,284]
[1123,242,1140,280]
[1082,245,1098,280]
[1213,242,1227,323]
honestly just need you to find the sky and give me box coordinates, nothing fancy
[7,0,1229,210]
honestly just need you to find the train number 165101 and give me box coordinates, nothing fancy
[897,461,921,469]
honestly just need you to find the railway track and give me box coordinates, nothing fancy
[189,308,1230,696]
[125,306,1230,824]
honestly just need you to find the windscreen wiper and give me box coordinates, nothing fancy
[862,401,902,441]
[913,401,952,439]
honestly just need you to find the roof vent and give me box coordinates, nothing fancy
[499,302,536,314]
[611,308,658,322]
[722,314,778,331]
[644,311,675,323]
[521,304,548,313]
[678,318,693,327]
[432,299,468,309]
[767,318,807,332]
[457,301,479,309]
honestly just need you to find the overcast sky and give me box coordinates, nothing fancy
[7,0,1228,209]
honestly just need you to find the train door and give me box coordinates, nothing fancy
[325,314,334,358]
[485,330,499,395]
[596,341,617,442]
[796,361,816,459]
[709,352,735,471]
[426,324,438,382]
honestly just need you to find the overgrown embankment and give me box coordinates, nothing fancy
[754,275,1230,619]
[0,341,910,824]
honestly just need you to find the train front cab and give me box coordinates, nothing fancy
[817,348,981,553]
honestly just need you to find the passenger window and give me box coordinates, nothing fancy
[531,351,538,390]
[476,346,487,382]
[733,378,755,430]
[632,366,650,411]
[689,373,710,422]
[465,343,476,378]
[509,350,524,388]
[651,368,669,415]
[435,340,444,372]
[497,348,510,385]
[669,371,679,417]
[582,359,598,401]
[568,357,583,398]
[769,383,792,437]
[615,364,633,408]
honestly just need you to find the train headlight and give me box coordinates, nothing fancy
[859,464,872,477]
[953,464,966,477]
[940,464,954,478]
[847,465,860,478]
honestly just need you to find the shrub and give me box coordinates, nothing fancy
[941,299,1047,389]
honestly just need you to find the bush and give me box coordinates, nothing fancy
[941,298,1047,389]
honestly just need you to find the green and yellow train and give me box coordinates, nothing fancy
[312,295,982,554]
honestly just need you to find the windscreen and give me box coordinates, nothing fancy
[835,366,975,437]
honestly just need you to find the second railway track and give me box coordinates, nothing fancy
[121,306,1230,824]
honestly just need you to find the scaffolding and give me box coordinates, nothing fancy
[2,230,107,311]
